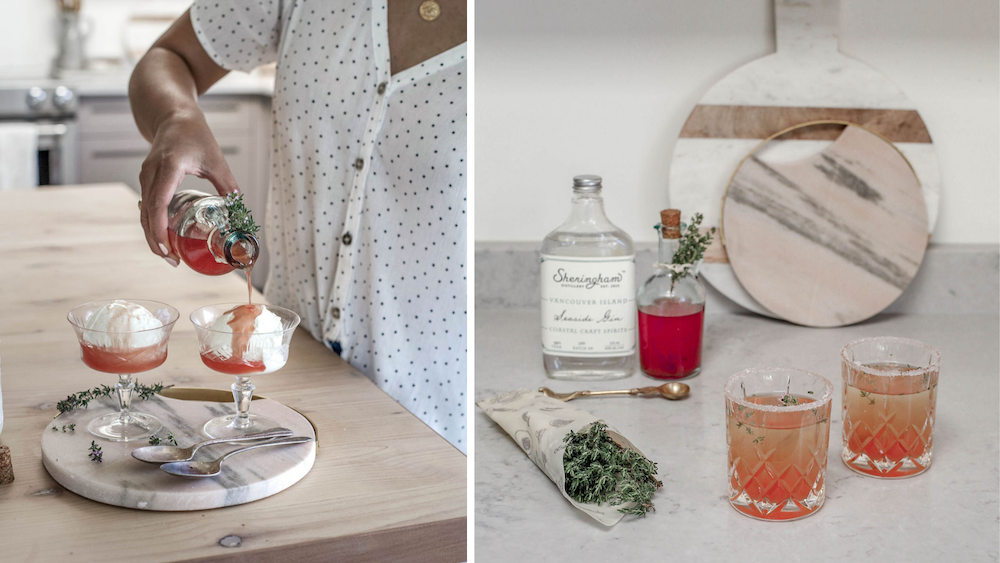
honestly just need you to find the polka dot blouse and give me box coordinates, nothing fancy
[192,0,467,452]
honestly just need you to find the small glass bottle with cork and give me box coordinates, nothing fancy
[636,208,713,380]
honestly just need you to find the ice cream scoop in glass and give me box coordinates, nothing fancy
[67,300,179,441]
[191,303,300,439]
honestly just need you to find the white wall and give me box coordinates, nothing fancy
[475,0,999,244]
[0,0,188,78]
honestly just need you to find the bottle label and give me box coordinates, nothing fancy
[540,255,636,358]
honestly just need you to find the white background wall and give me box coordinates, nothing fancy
[0,0,187,78]
[475,0,999,244]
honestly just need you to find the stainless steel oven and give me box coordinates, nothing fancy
[0,85,78,185]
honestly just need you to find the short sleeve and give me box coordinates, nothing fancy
[190,0,284,72]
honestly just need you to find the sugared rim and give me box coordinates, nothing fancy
[67,299,179,333]
[840,336,941,377]
[724,367,834,412]
[189,302,301,335]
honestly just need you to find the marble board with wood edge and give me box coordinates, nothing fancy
[41,394,317,511]
[667,0,941,318]
[721,124,928,327]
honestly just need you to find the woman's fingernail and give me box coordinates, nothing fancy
[164,256,179,268]
[158,243,169,256]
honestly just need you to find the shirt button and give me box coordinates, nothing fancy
[377,82,387,94]
[331,307,341,319]
[342,232,353,245]
[354,158,364,170]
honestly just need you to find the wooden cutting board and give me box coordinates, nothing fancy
[667,0,940,317]
[721,124,927,327]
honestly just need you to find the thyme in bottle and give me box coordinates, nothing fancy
[223,192,260,235]
[563,422,662,517]
[671,213,715,280]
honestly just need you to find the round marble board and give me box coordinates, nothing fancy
[42,395,316,511]
[722,125,927,327]
[667,0,940,318]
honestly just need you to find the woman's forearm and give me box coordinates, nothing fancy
[128,10,227,142]
[129,47,205,142]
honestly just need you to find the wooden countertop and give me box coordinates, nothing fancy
[0,185,466,562]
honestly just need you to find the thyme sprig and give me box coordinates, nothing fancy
[51,424,76,433]
[89,441,103,463]
[779,393,799,406]
[149,431,178,446]
[223,192,259,235]
[563,422,662,517]
[671,213,715,279]
[56,382,166,415]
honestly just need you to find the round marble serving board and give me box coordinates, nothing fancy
[667,0,941,318]
[723,125,928,327]
[41,394,316,511]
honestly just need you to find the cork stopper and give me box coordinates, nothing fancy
[660,209,681,239]
[0,445,13,485]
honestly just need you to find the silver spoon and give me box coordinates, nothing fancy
[160,436,313,478]
[131,428,293,463]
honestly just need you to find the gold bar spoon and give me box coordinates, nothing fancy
[538,382,691,402]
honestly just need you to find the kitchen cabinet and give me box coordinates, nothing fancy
[77,95,272,288]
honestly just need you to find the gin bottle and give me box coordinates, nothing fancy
[540,175,636,380]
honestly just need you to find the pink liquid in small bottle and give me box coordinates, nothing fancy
[638,300,704,379]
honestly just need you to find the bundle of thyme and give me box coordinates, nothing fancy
[56,381,166,415]
[563,422,662,517]
[223,192,259,235]
[670,213,715,280]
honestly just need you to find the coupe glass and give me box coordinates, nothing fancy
[725,368,833,521]
[67,300,179,441]
[190,303,300,439]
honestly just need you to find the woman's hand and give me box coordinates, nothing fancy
[138,114,238,266]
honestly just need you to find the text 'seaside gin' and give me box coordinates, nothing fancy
[540,175,636,380]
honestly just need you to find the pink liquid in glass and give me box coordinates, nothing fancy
[638,300,704,379]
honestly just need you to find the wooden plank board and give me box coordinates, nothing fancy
[0,184,466,562]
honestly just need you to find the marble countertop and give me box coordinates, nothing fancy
[475,309,999,562]
[0,70,274,97]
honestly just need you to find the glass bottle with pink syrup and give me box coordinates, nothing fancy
[166,190,260,276]
[636,209,707,380]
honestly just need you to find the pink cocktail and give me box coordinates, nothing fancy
[191,303,300,439]
[68,300,178,442]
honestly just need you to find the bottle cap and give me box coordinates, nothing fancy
[660,209,681,239]
[572,175,602,191]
